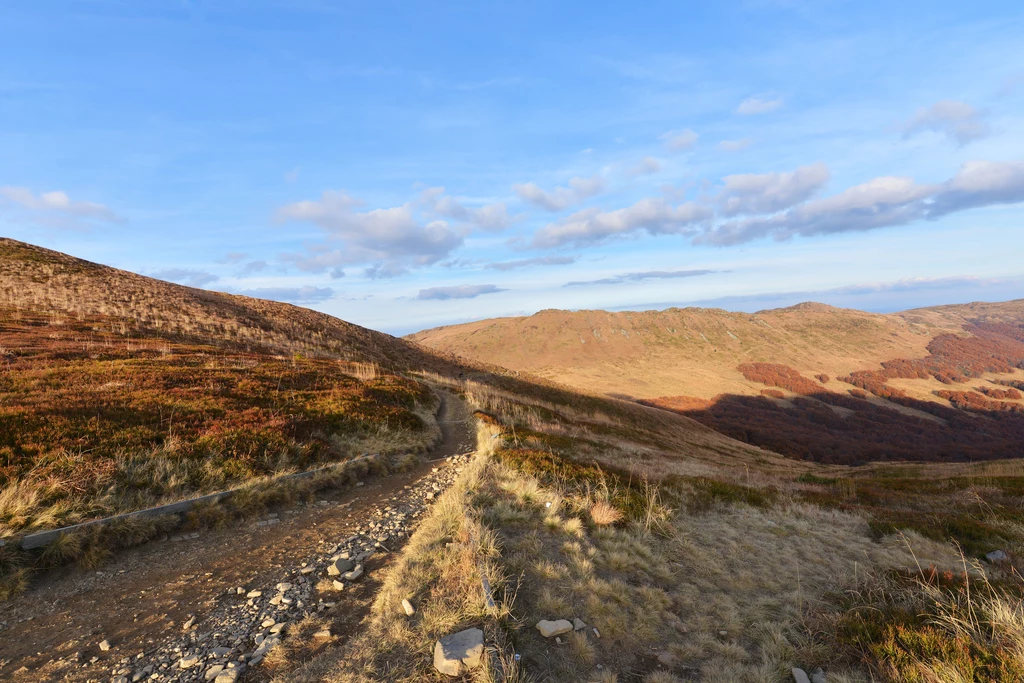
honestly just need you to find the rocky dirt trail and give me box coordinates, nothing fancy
[0,393,476,683]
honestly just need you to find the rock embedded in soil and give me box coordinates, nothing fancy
[572,617,586,631]
[433,627,484,676]
[327,558,354,576]
[536,619,573,638]
[792,668,812,683]
[402,598,415,616]
[98,639,112,652]
[986,549,1008,562]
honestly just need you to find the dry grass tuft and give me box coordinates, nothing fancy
[590,501,623,527]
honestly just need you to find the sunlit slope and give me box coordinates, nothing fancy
[0,237,429,368]
[408,303,955,399]
[0,238,778,510]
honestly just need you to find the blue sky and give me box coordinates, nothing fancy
[2,1,1023,334]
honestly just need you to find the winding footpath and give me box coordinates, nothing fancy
[0,393,476,683]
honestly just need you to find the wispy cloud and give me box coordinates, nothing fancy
[565,269,716,287]
[719,163,830,215]
[150,268,220,287]
[417,284,506,300]
[628,156,663,176]
[276,190,462,277]
[666,275,1024,314]
[699,160,1024,246]
[736,96,783,115]
[239,260,269,275]
[720,138,753,151]
[660,129,698,152]
[218,252,248,264]
[486,256,577,271]
[0,186,125,225]
[902,100,990,146]
[513,176,605,211]
[419,187,512,232]
[532,199,712,248]
[235,286,335,304]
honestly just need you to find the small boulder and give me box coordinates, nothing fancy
[792,668,811,683]
[433,628,484,676]
[98,639,111,652]
[327,558,354,577]
[987,550,1008,563]
[179,655,200,669]
[343,565,364,581]
[811,668,827,683]
[214,667,242,683]
[536,619,573,638]
[572,618,587,631]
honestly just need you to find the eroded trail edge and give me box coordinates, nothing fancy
[0,392,476,683]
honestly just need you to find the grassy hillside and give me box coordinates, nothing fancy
[410,302,1024,465]
[0,239,764,594]
[279,372,1024,683]
[407,303,945,400]
[0,238,433,367]
[4,238,1024,682]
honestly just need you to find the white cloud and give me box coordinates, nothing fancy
[512,176,605,211]
[235,286,335,304]
[736,96,783,115]
[660,129,698,152]
[719,138,753,151]
[928,160,1024,216]
[565,269,716,286]
[486,256,577,271]
[419,187,512,232]
[417,284,506,300]
[276,190,462,277]
[703,160,1024,246]
[628,156,663,176]
[0,186,124,224]
[902,100,990,146]
[701,175,934,245]
[720,163,830,215]
[532,198,712,248]
[150,268,220,288]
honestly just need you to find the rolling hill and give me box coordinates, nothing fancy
[410,300,1024,464]
[3,238,1024,682]
[408,301,1024,400]
[0,238,777,542]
